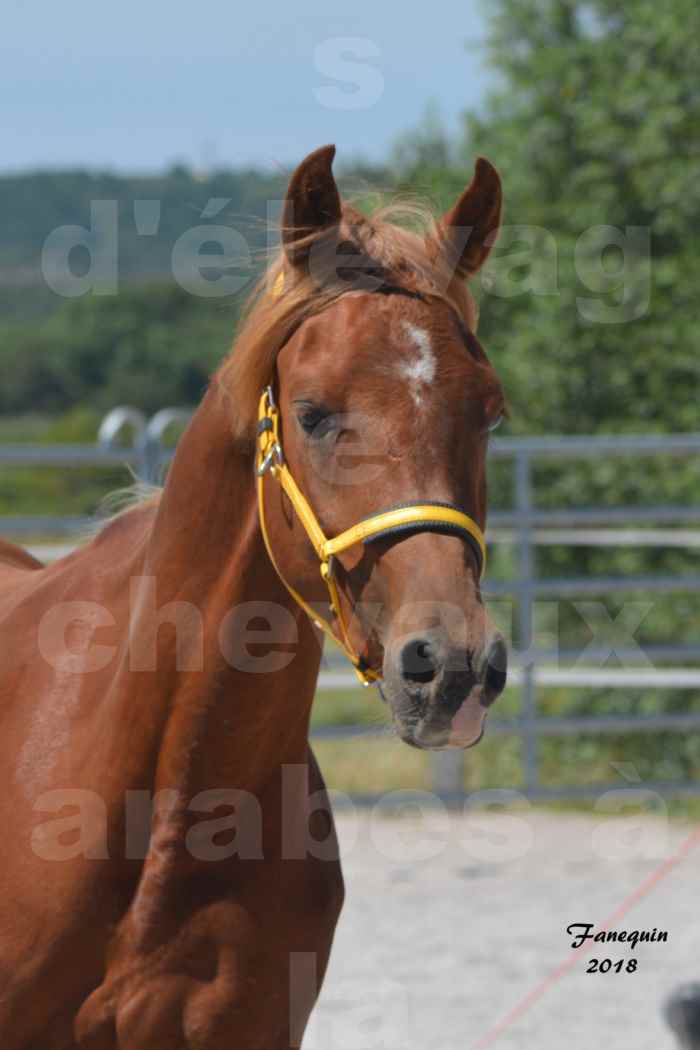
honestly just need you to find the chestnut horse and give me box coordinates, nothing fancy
[0,145,506,1049]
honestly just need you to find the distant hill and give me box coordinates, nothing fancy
[0,162,389,321]
[0,161,392,419]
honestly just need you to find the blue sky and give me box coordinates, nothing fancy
[1,0,490,172]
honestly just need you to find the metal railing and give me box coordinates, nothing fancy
[480,433,700,801]
[2,412,700,801]
[0,407,185,538]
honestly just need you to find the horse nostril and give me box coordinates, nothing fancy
[482,637,508,706]
[400,637,440,685]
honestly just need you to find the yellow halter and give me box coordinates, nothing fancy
[256,385,487,686]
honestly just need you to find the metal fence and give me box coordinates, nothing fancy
[2,410,700,801]
[482,433,700,801]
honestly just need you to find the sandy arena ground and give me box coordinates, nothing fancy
[309,808,700,1050]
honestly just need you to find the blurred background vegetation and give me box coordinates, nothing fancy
[1,0,699,796]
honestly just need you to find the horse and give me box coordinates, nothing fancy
[0,144,507,1049]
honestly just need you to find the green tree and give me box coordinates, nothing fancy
[0,283,239,416]
[474,0,700,783]
[461,0,700,436]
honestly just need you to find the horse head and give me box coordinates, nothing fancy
[224,145,508,751]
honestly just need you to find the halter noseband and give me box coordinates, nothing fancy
[256,384,487,686]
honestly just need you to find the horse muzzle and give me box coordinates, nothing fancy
[383,631,508,751]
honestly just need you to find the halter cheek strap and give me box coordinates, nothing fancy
[256,386,487,686]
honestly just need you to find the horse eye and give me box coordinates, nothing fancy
[298,406,334,439]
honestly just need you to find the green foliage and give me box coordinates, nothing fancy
[453,0,700,597]
[0,405,127,517]
[0,282,237,417]
[0,281,242,517]
[0,158,390,418]
[392,0,700,578]
[0,166,285,315]
[392,0,700,439]
[0,162,389,323]
[473,0,700,437]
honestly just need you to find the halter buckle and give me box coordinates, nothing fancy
[319,556,336,581]
[257,441,284,477]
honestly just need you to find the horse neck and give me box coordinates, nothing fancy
[134,383,321,799]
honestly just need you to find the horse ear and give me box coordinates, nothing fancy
[431,157,502,278]
[282,144,342,268]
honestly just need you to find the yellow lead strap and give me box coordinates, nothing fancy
[256,386,487,686]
